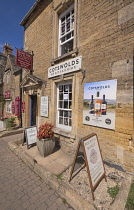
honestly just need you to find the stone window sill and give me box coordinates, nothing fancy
[51,48,79,65]
[53,127,75,139]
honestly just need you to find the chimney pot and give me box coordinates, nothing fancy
[3,43,13,55]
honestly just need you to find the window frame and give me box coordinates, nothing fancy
[6,100,11,113]
[58,4,74,57]
[56,80,72,131]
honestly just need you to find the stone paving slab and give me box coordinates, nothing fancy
[19,144,73,175]
[0,136,74,210]
[8,138,95,210]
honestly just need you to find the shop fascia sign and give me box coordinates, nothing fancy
[48,56,82,78]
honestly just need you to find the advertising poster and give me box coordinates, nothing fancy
[84,134,105,188]
[83,79,117,129]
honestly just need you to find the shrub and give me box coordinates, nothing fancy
[37,122,54,139]
[5,117,16,130]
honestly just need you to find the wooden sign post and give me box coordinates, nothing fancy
[22,126,37,149]
[69,133,107,200]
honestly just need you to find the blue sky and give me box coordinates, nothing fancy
[0,0,35,55]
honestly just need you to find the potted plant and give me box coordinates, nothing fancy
[36,122,55,157]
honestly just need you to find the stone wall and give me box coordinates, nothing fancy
[23,0,134,171]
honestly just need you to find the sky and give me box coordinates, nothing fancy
[0,0,36,55]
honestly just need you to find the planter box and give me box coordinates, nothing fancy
[0,120,6,129]
[36,138,55,157]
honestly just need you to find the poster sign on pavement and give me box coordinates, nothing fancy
[22,126,37,149]
[69,133,107,200]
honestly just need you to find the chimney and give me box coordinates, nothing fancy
[3,43,13,55]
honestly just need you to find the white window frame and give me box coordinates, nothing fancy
[6,71,10,84]
[6,101,11,113]
[58,4,74,56]
[56,80,72,131]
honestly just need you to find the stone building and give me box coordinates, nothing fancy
[20,0,134,172]
[0,51,7,117]
[0,44,22,127]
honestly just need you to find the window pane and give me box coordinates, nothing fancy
[64,118,68,125]
[67,33,71,40]
[59,110,63,116]
[59,101,63,108]
[59,85,63,92]
[64,101,68,108]
[68,111,72,118]
[64,111,68,117]
[66,17,70,32]
[69,93,72,100]
[61,17,65,22]
[61,36,65,43]
[69,84,72,92]
[59,117,63,124]
[64,85,69,92]
[61,39,73,55]
[61,22,65,36]
[69,119,72,126]
[59,93,63,100]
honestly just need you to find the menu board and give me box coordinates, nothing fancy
[23,126,37,149]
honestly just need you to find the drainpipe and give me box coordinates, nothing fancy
[20,69,22,127]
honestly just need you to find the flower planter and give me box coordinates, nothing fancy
[36,138,55,157]
[0,120,6,128]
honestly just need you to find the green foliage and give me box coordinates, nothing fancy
[125,183,134,210]
[62,198,67,204]
[107,184,119,199]
[55,174,65,180]
[5,117,16,130]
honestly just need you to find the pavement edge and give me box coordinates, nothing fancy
[8,139,95,210]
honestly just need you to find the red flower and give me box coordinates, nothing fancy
[37,122,54,140]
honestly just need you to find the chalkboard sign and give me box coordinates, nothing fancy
[22,126,37,149]
[69,133,107,200]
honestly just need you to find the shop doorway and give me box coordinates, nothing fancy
[30,95,37,126]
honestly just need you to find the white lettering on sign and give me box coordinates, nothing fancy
[48,56,82,78]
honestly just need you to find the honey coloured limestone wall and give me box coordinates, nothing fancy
[77,0,134,172]
[23,0,54,125]
[22,0,134,172]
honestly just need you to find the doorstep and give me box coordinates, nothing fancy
[19,143,74,175]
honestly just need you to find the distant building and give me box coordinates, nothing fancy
[0,44,22,127]
[20,0,134,172]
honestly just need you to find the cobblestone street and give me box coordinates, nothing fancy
[0,134,73,210]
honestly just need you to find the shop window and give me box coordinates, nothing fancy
[6,101,11,113]
[57,81,72,131]
[59,4,74,56]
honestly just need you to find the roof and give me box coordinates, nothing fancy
[0,53,7,84]
[20,0,43,26]
[7,54,22,74]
